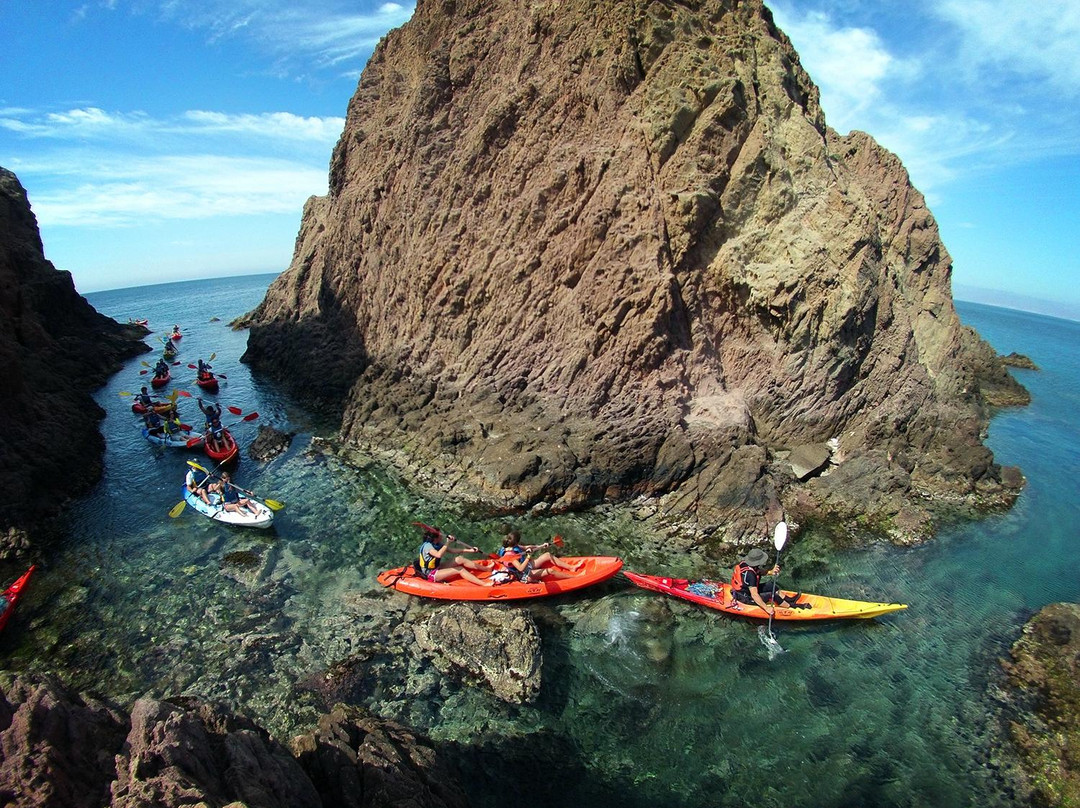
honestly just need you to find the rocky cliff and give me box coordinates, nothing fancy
[0,167,147,554]
[240,0,1026,543]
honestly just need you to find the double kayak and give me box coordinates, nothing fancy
[377,556,624,601]
[623,571,907,621]
[0,565,35,633]
[151,371,170,388]
[142,427,200,449]
[204,428,238,463]
[182,486,273,528]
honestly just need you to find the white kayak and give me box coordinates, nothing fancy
[142,427,200,449]
[181,485,274,528]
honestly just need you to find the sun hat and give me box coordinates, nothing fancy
[742,548,770,567]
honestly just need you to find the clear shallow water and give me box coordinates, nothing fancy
[1,282,1076,808]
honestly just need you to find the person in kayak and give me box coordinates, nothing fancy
[496,531,583,584]
[729,548,809,613]
[210,472,260,515]
[185,468,212,505]
[171,325,182,339]
[197,357,213,379]
[143,409,164,436]
[414,528,492,587]
[135,386,154,409]
[197,397,225,451]
[154,358,169,378]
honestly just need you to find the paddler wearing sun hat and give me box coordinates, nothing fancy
[729,547,809,614]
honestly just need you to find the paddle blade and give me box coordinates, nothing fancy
[119,391,132,397]
[773,521,788,552]
[186,459,208,472]
[552,535,565,548]
[188,364,197,369]
[242,412,259,421]
[264,499,285,511]
[216,373,227,379]
[139,370,148,375]
[176,390,192,398]
[168,500,186,518]
[141,361,151,367]
[179,423,193,431]
[209,352,216,360]
[227,406,243,415]
[186,436,203,448]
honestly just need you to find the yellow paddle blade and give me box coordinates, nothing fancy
[141,360,151,367]
[168,500,186,518]
[209,352,216,361]
[186,460,208,473]
[118,391,132,397]
[264,499,285,511]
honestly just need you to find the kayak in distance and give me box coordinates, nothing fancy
[142,427,200,449]
[181,486,274,528]
[378,556,624,601]
[0,565,36,633]
[623,571,907,621]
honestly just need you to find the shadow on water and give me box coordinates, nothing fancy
[0,286,1076,808]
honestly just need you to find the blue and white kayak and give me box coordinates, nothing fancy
[181,485,274,528]
[142,427,200,449]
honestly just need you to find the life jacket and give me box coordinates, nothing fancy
[136,392,152,406]
[415,540,442,576]
[500,545,531,580]
[729,562,758,594]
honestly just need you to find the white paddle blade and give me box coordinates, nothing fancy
[773,521,788,552]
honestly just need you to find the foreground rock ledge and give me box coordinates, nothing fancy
[0,673,468,808]
[239,0,1027,544]
[998,603,1080,807]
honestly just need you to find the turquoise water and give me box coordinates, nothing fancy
[1,279,1075,807]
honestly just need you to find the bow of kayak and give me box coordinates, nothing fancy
[623,570,907,621]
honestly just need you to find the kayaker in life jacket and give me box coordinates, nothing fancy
[413,526,492,587]
[197,397,224,450]
[185,468,212,505]
[154,359,169,378]
[197,358,212,379]
[730,548,809,614]
[135,387,154,408]
[211,472,260,515]
[496,530,582,583]
[143,409,164,435]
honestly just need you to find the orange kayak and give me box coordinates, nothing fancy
[0,565,35,633]
[377,556,623,601]
[623,570,907,621]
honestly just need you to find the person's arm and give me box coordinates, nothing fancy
[748,585,773,614]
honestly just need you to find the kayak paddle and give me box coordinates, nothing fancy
[185,460,284,510]
[759,521,788,659]
[169,456,233,516]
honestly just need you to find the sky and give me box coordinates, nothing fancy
[1,1,1078,320]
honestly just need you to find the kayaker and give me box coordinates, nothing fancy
[154,358,169,378]
[729,548,809,613]
[414,527,492,587]
[143,409,164,435]
[197,358,213,379]
[135,386,154,408]
[496,531,583,583]
[185,468,212,505]
[211,472,260,515]
[171,325,182,338]
[197,397,224,451]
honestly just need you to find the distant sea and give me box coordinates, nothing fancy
[2,276,1077,808]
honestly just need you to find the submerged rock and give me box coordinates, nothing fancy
[999,603,1080,807]
[238,0,1026,545]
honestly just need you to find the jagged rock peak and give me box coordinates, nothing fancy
[241,0,1026,543]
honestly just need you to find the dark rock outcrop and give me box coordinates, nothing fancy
[0,673,468,808]
[239,0,1027,544]
[998,603,1080,807]
[0,167,146,545]
[1000,352,1038,371]
[249,425,295,462]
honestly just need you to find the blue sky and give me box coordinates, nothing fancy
[2,1,1078,320]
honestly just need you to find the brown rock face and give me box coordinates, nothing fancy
[0,167,147,543]
[241,0,1026,542]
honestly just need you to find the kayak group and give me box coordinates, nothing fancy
[379,522,908,621]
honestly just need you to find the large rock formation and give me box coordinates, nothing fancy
[0,673,469,808]
[240,0,1026,543]
[0,167,146,550]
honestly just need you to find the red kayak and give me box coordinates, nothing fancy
[195,374,219,393]
[204,428,238,464]
[0,565,35,633]
[378,556,623,601]
[151,370,170,389]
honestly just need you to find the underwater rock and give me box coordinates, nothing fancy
[999,602,1080,807]
[413,603,542,704]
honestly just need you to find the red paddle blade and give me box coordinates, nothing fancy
[186,436,203,447]
[139,370,148,374]
[552,535,565,547]
[188,364,197,369]
[227,406,243,415]
[242,412,259,421]
[216,373,227,379]
[180,423,193,430]
[176,390,192,397]
[412,522,443,537]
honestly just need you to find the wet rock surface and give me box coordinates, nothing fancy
[0,167,146,549]
[239,0,1027,546]
[249,425,295,462]
[0,672,469,808]
[998,603,1080,807]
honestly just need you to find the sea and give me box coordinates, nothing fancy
[2,273,1077,808]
